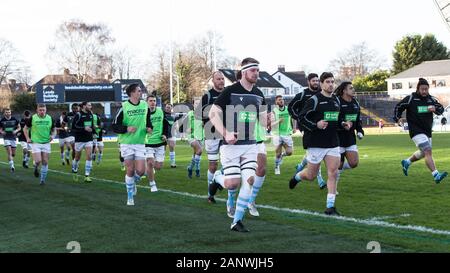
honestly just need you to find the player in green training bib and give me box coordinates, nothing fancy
[112,84,153,206]
[23,104,56,185]
[144,95,170,192]
[91,111,105,165]
[186,100,204,179]
[271,95,294,175]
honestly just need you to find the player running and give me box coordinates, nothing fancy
[271,95,294,175]
[112,83,152,206]
[71,102,95,183]
[23,104,56,185]
[0,108,20,172]
[208,57,267,232]
[394,78,447,183]
[17,110,32,169]
[334,82,364,194]
[288,73,326,189]
[289,72,352,216]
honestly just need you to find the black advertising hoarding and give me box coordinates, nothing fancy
[36,84,123,103]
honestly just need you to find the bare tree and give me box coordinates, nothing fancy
[0,38,21,84]
[14,66,33,86]
[147,30,239,103]
[46,19,115,83]
[329,42,386,81]
[113,47,142,79]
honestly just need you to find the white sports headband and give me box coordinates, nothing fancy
[241,63,260,72]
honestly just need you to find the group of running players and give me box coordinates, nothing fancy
[1,57,446,232]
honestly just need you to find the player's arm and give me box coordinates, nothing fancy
[50,118,57,141]
[432,97,445,115]
[210,88,237,144]
[393,96,410,124]
[112,108,128,134]
[13,120,21,135]
[23,118,32,143]
[209,105,225,136]
[288,92,302,120]
[146,110,153,133]
[299,97,320,131]
[161,116,170,142]
[55,120,63,132]
[72,112,85,132]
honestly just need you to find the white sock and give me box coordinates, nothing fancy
[207,170,214,183]
[215,173,225,188]
[248,175,265,204]
[125,175,135,199]
[85,160,92,176]
[327,194,336,209]
[343,161,352,170]
[233,180,252,224]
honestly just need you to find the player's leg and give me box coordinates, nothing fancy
[289,148,322,189]
[97,142,104,164]
[72,143,83,181]
[169,138,176,168]
[323,151,341,215]
[83,143,93,182]
[32,144,42,178]
[206,139,220,203]
[248,145,266,217]
[231,145,257,232]
[59,140,65,165]
[40,148,50,185]
[5,143,14,172]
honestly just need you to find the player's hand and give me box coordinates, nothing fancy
[343,121,353,130]
[127,126,137,133]
[26,139,32,144]
[317,120,328,130]
[161,135,167,142]
[428,105,436,113]
[85,127,93,133]
[146,127,153,134]
[224,131,238,145]
[357,132,364,140]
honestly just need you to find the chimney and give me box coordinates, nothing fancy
[278,65,285,72]
[63,68,70,76]
[8,79,16,87]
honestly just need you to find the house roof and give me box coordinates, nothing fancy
[219,69,285,89]
[112,79,148,93]
[388,60,450,80]
[273,71,308,86]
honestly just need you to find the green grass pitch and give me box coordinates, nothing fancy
[1,133,450,252]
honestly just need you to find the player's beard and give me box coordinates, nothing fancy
[245,74,258,84]
[310,84,319,91]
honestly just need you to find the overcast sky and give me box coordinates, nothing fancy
[1,0,450,82]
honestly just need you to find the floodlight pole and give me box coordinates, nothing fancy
[434,0,450,33]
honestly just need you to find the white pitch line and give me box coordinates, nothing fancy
[2,162,450,236]
[367,214,411,221]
